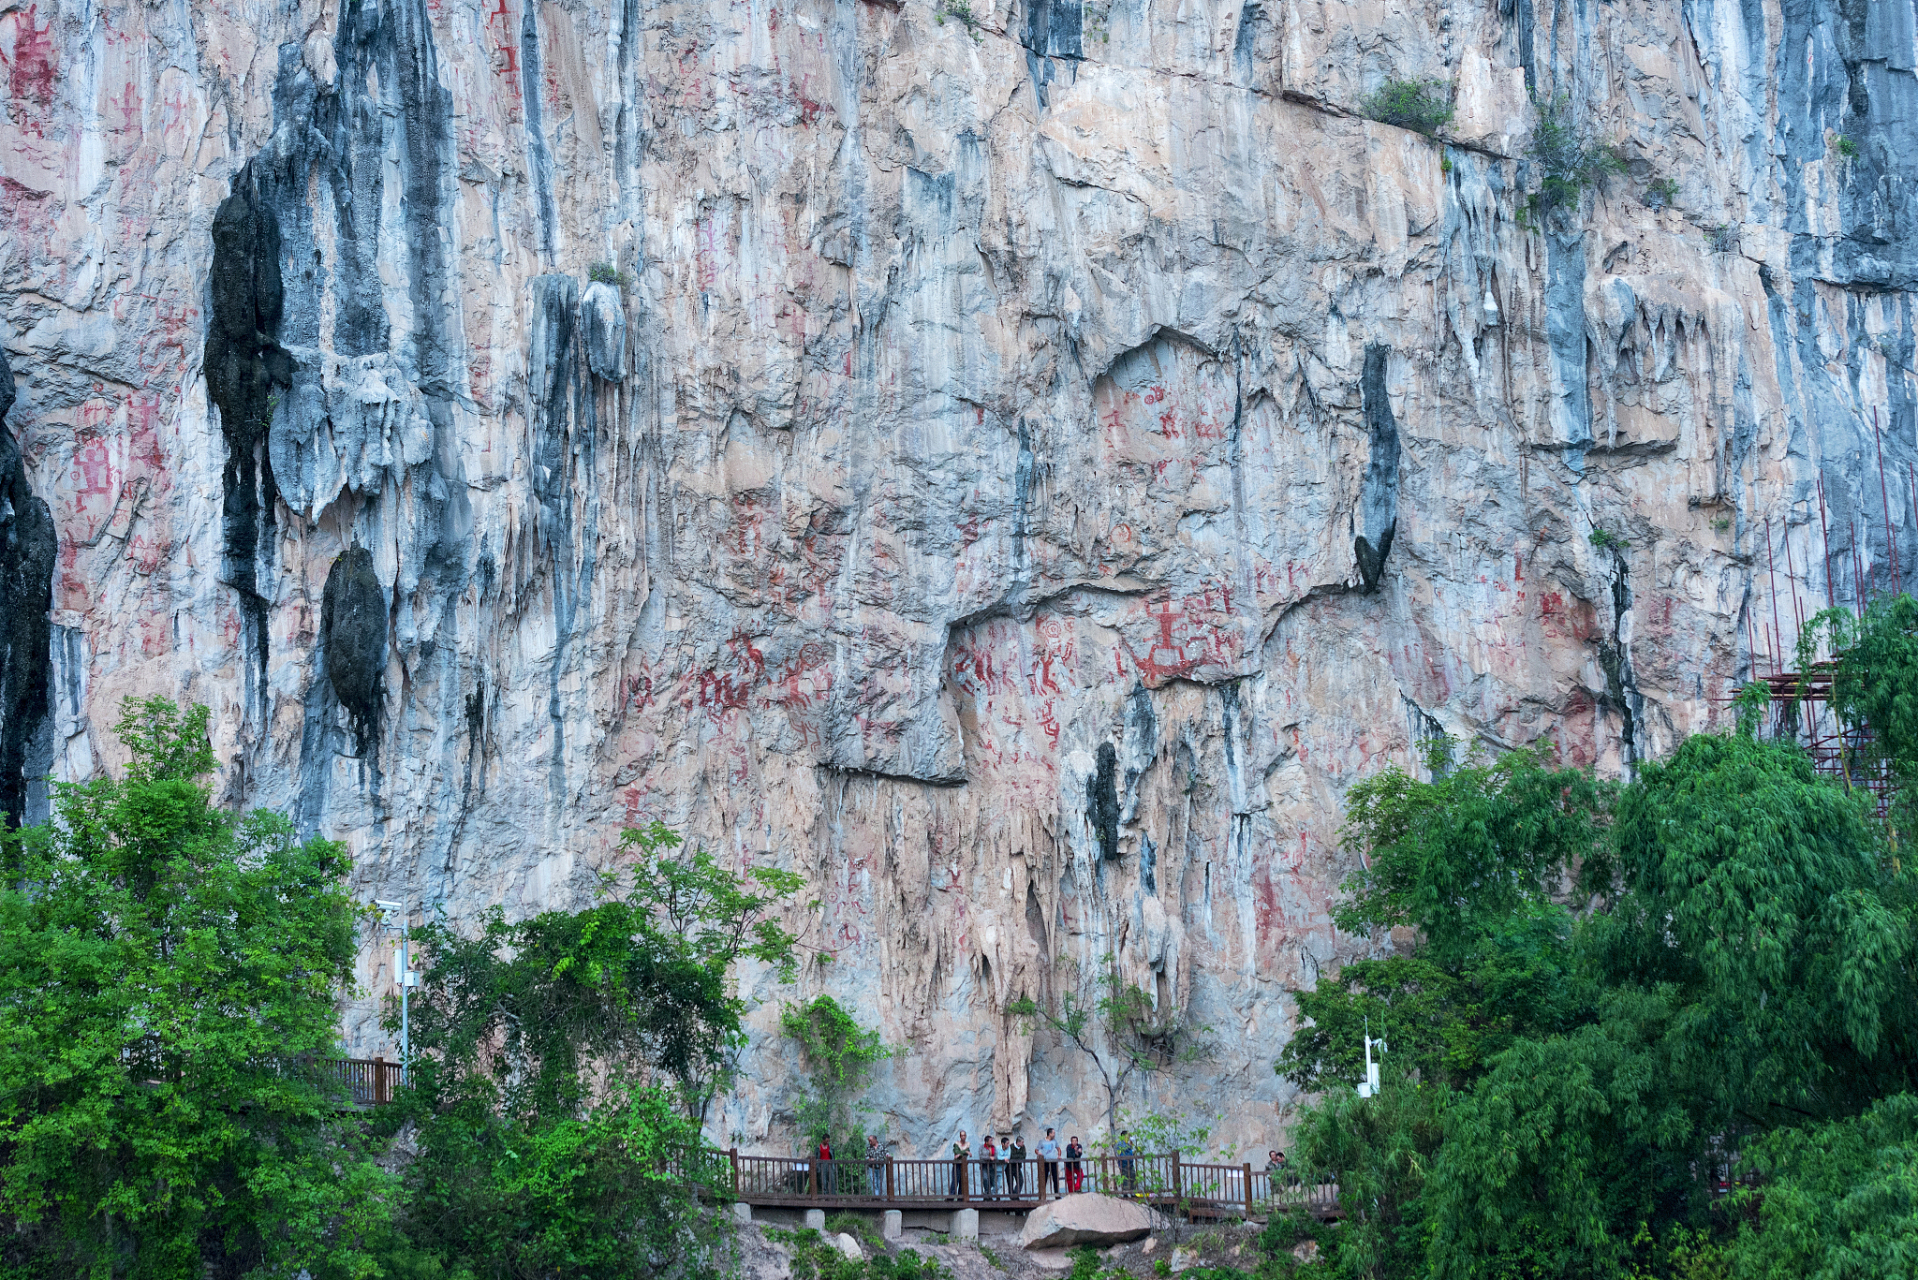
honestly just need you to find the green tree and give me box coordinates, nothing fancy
[389,821,802,1279]
[1007,965,1204,1138]
[1722,1092,1918,1279]
[1425,730,1918,1278]
[779,994,893,1147]
[1334,742,1608,966]
[0,697,387,1278]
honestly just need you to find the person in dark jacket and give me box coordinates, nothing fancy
[1007,1133,1028,1197]
[949,1130,971,1198]
[1065,1136,1084,1193]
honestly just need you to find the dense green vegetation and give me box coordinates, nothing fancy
[0,699,386,1277]
[1258,598,1918,1278]
[779,994,893,1147]
[0,704,805,1280]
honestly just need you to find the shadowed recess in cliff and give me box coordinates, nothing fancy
[0,349,55,828]
[1020,0,1082,109]
[1594,544,1642,769]
[1354,344,1400,592]
[1088,740,1121,859]
[322,547,387,755]
[205,172,291,723]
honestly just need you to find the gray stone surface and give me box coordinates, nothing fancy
[804,1209,826,1232]
[732,1201,754,1224]
[951,1209,980,1241]
[1019,1195,1162,1250]
[3,0,1914,1163]
[835,1233,865,1261]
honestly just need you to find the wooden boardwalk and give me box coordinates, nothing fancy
[713,1152,1339,1220]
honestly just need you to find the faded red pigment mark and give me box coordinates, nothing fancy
[3,5,57,113]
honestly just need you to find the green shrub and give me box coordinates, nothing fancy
[1589,528,1629,551]
[1837,134,1860,158]
[589,261,631,286]
[1361,78,1455,137]
[1643,176,1680,209]
[1524,94,1627,222]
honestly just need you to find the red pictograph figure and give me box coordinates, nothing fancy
[697,669,751,718]
[1143,596,1190,677]
[3,5,57,116]
[70,440,115,513]
[727,628,764,679]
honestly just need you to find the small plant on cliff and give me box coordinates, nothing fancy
[1589,527,1629,552]
[1360,78,1455,138]
[1643,176,1681,210]
[780,993,895,1150]
[935,0,984,38]
[589,260,632,287]
[1522,93,1627,224]
[1837,133,1861,158]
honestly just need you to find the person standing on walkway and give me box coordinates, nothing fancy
[817,1135,833,1194]
[1065,1136,1084,1193]
[1117,1130,1138,1194]
[1036,1127,1062,1196]
[867,1134,886,1197]
[950,1130,971,1199]
[1007,1133,1028,1198]
[983,1135,1003,1200]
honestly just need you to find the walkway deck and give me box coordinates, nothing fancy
[715,1152,1339,1220]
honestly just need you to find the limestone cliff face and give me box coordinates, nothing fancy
[2,0,1914,1153]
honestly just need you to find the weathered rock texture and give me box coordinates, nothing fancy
[2,0,1915,1155]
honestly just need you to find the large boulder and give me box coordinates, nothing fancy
[1018,1195,1164,1250]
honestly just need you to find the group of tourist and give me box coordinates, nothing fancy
[941,1126,1099,1198]
[802,1132,1295,1201]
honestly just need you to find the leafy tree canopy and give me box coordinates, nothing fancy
[0,698,385,1279]
[386,821,803,1280]
[1268,686,1918,1280]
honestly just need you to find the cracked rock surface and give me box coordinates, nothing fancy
[2,0,1915,1154]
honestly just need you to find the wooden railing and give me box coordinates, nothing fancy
[722,1151,1339,1218]
[325,1056,406,1106]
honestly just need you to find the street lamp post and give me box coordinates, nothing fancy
[374,900,413,1080]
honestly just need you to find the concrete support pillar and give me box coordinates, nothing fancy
[730,1202,753,1224]
[950,1208,979,1240]
[883,1210,903,1241]
[805,1209,827,1232]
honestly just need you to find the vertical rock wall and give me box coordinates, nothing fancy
[2,0,1915,1153]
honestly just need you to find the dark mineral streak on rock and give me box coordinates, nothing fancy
[1088,740,1121,860]
[1595,547,1642,769]
[205,172,291,722]
[0,349,55,828]
[1021,0,1082,109]
[1354,343,1400,592]
[321,547,388,753]
[521,0,560,261]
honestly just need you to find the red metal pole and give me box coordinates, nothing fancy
[1855,520,1869,615]
[1766,517,1786,676]
[1875,408,1899,585]
[1784,516,1805,661]
[1819,475,1836,611]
